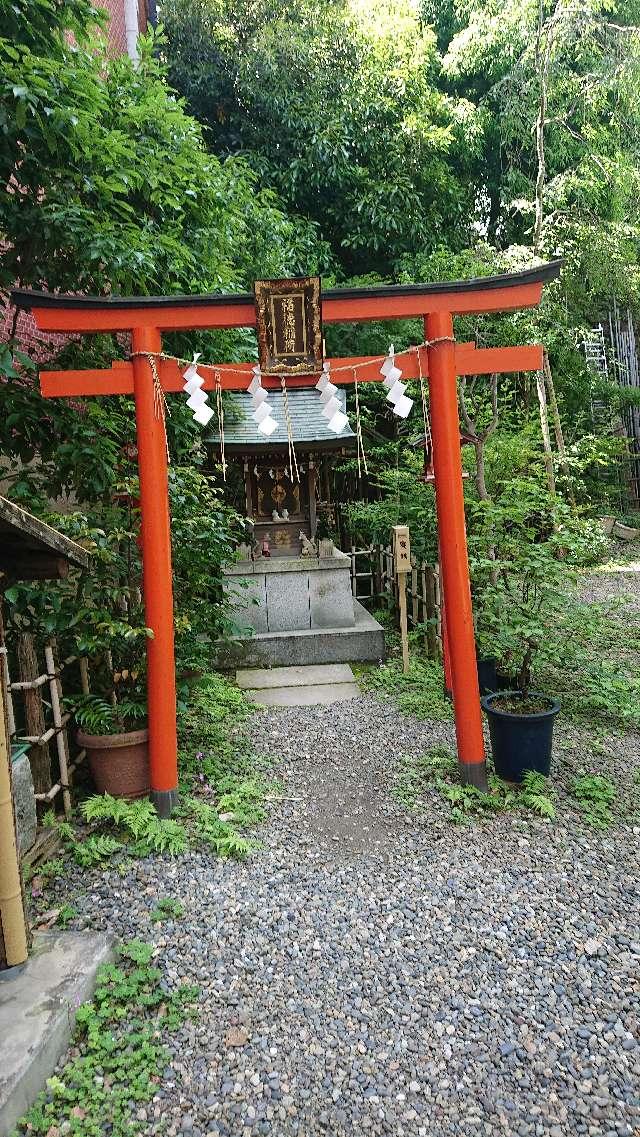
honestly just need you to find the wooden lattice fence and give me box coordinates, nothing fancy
[347,542,441,659]
[0,615,95,819]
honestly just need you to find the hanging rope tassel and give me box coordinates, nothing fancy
[145,351,171,465]
[280,376,300,483]
[215,369,227,481]
[353,367,368,479]
[416,345,432,454]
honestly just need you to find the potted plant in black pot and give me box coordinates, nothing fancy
[474,626,512,696]
[477,540,569,780]
[470,481,595,782]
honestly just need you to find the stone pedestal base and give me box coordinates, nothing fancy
[12,753,36,854]
[223,550,356,634]
[213,601,385,670]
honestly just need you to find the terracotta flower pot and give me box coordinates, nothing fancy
[77,727,150,799]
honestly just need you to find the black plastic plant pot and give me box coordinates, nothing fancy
[480,691,561,782]
[477,657,498,695]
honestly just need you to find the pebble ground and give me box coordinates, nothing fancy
[60,562,640,1137]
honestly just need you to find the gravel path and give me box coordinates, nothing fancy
[579,555,640,610]
[50,561,640,1137]
[62,692,639,1137]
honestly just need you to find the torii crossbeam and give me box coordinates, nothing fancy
[12,260,561,813]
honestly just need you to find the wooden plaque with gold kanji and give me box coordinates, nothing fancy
[254,276,322,375]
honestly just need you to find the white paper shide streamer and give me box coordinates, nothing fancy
[248,366,279,437]
[182,353,214,426]
[315,361,349,434]
[380,343,413,419]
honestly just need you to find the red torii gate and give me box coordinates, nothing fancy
[12,260,561,814]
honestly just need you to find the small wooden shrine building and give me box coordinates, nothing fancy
[208,387,355,557]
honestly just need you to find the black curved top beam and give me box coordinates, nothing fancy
[11,260,562,311]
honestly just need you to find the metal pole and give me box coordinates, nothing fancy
[131,327,178,817]
[426,312,487,790]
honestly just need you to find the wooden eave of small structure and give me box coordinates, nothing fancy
[0,496,89,580]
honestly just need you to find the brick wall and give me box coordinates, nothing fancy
[101,0,149,57]
[103,0,127,55]
[1,302,78,365]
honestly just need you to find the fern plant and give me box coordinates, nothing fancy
[572,774,615,828]
[73,833,122,867]
[216,779,266,825]
[520,771,556,818]
[80,795,188,854]
[66,693,147,735]
[393,748,557,824]
[187,797,251,859]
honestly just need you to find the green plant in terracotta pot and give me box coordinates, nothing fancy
[69,659,150,799]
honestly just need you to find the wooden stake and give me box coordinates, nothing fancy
[45,643,71,818]
[398,576,410,675]
[543,349,576,504]
[536,368,556,494]
[424,565,438,660]
[392,526,411,675]
[411,561,418,628]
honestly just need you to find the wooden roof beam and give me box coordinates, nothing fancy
[13,261,562,334]
[39,343,543,398]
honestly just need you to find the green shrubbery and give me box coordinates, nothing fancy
[15,940,197,1137]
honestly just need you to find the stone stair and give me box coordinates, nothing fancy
[236,663,361,707]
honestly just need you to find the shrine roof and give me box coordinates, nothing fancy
[0,495,89,577]
[208,388,356,453]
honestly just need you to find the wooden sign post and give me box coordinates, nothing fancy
[393,525,411,674]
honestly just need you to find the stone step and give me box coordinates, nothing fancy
[0,931,114,1136]
[212,600,385,671]
[245,682,360,707]
[236,663,355,690]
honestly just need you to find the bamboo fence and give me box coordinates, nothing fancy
[347,542,441,659]
[0,620,93,819]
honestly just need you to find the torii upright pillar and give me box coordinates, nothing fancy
[131,327,178,817]
[426,312,484,784]
[12,259,561,812]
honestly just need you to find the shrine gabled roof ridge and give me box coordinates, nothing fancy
[208,387,356,450]
[11,260,562,311]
